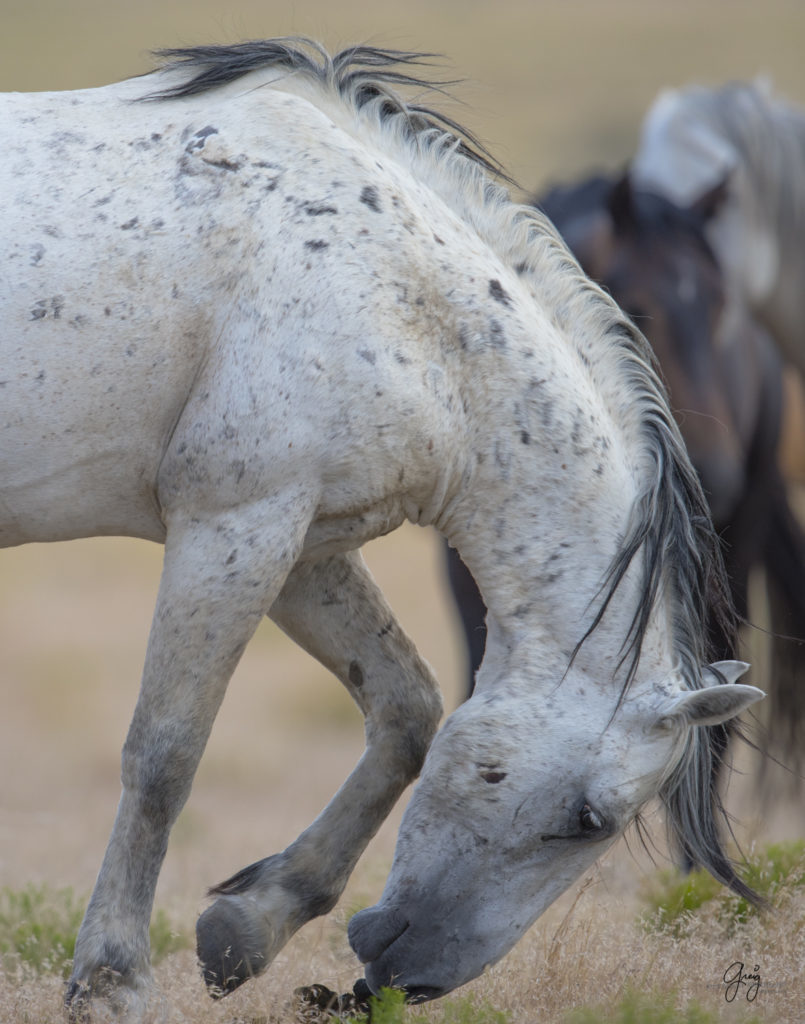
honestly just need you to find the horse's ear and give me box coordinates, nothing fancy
[607,171,635,231]
[660,662,763,728]
[689,175,730,223]
[702,660,751,686]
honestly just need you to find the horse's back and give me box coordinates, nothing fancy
[0,74,498,550]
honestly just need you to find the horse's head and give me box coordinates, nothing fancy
[540,173,748,528]
[349,660,761,998]
[631,84,784,317]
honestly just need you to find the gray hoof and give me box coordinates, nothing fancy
[196,896,270,997]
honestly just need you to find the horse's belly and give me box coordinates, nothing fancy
[0,403,169,547]
[0,322,198,546]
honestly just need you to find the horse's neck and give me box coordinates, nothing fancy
[754,261,805,369]
[722,98,805,363]
[440,332,665,685]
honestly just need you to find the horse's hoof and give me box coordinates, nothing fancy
[196,897,270,997]
[64,980,91,1023]
[293,978,374,1019]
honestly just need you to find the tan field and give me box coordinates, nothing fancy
[2,2,805,1022]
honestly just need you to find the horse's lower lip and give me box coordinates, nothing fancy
[403,985,444,1002]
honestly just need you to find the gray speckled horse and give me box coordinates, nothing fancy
[632,80,805,374]
[0,40,762,1018]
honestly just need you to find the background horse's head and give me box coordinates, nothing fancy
[539,174,751,528]
[631,82,805,371]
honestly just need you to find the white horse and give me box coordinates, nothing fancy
[631,80,805,373]
[0,41,762,1017]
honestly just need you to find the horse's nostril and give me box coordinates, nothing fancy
[348,905,409,963]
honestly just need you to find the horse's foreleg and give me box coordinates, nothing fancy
[65,501,310,1017]
[196,550,442,996]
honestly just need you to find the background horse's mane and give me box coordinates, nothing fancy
[148,39,747,898]
[669,81,805,251]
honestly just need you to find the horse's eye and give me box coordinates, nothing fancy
[579,802,604,833]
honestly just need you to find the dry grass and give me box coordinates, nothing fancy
[2,835,804,1022]
[2,1,805,1020]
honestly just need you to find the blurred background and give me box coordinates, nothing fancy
[2,0,805,930]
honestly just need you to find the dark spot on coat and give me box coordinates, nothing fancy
[304,202,338,216]
[30,297,63,321]
[185,125,219,153]
[520,430,531,445]
[488,319,506,349]
[305,240,329,251]
[121,217,139,230]
[348,661,364,688]
[359,349,376,365]
[481,770,507,784]
[359,185,381,212]
[488,279,512,306]
[202,156,242,172]
[30,244,45,267]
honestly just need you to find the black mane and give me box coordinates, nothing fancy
[146,38,510,183]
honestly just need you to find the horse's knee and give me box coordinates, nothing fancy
[375,685,442,779]
[120,729,196,829]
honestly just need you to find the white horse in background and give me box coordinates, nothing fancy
[0,40,762,1018]
[631,80,805,373]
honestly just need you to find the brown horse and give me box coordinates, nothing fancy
[447,173,805,784]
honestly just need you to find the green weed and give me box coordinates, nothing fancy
[565,988,761,1023]
[0,885,191,978]
[347,987,510,1024]
[148,906,193,962]
[641,840,805,937]
[0,884,82,978]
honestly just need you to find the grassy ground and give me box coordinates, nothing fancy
[2,1,805,1021]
